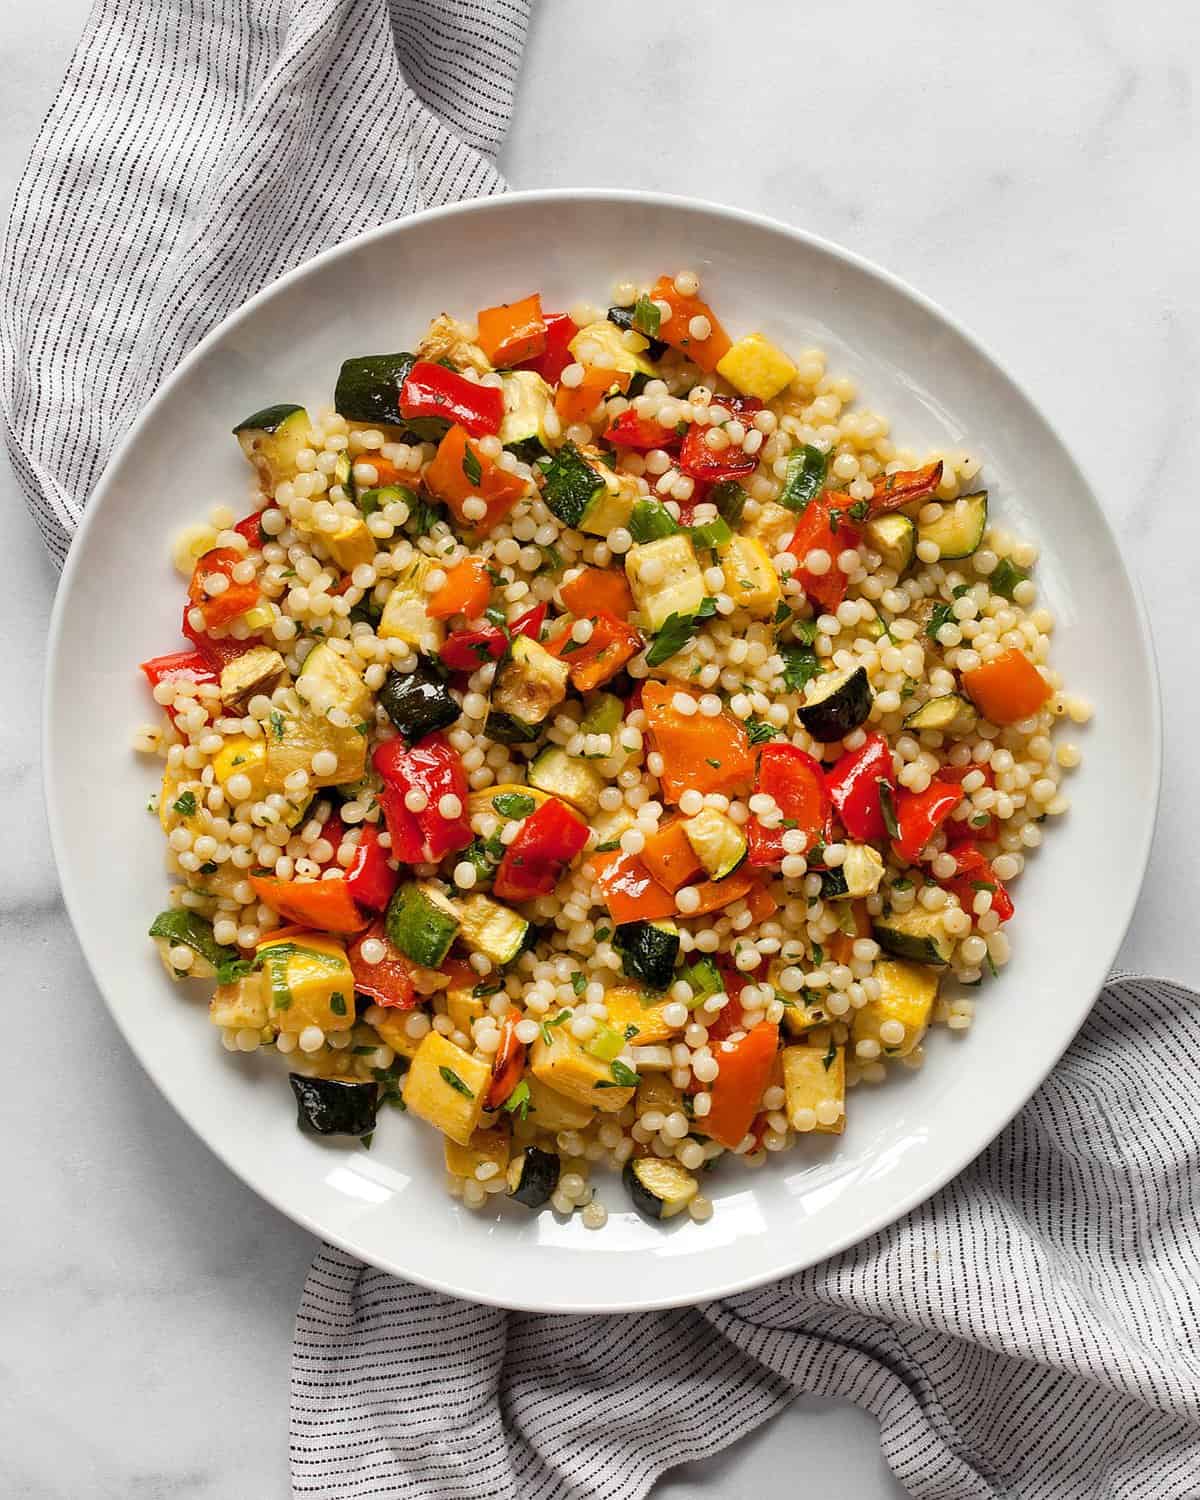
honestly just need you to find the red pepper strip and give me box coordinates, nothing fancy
[701,960,756,1044]
[181,602,259,672]
[944,843,1014,923]
[602,408,684,452]
[248,874,368,935]
[348,922,418,1009]
[940,764,999,844]
[676,425,758,482]
[439,601,546,673]
[373,732,472,864]
[344,823,399,912]
[516,310,576,384]
[398,360,503,437]
[483,1007,527,1110]
[550,610,642,693]
[233,510,266,548]
[868,461,944,516]
[747,743,829,865]
[590,849,677,925]
[711,393,764,421]
[187,547,260,629]
[786,494,861,613]
[825,733,893,844]
[140,649,218,728]
[493,797,589,903]
[703,1022,780,1150]
[892,780,963,864]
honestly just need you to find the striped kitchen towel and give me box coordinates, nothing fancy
[0,0,530,566]
[292,977,1200,1499]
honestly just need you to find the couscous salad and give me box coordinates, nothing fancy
[134,272,1088,1228]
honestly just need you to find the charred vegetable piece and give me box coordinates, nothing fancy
[289,1074,380,1137]
[613,919,680,990]
[623,1156,699,1220]
[796,666,873,741]
[507,1147,561,1208]
[334,352,415,425]
[606,304,668,359]
[377,657,461,742]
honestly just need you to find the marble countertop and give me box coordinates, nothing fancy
[4,2,1196,1494]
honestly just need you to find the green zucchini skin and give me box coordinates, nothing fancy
[623,1157,699,1220]
[232,403,305,435]
[614,920,680,991]
[507,1147,561,1208]
[871,912,952,966]
[378,658,461,743]
[606,305,668,360]
[483,709,540,745]
[289,1075,380,1137]
[334,353,414,425]
[796,666,873,741]
[540,442,604,529]
[385,883,460,967]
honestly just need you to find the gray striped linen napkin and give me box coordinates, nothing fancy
[4,9,1198,1500]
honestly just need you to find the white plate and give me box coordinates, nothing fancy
[45,191,1160,1312]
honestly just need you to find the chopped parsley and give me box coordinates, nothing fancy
[595,925,612,942]
[594,838,622,853]
[472,978,505,998]
[269,710,286,741]
[848,497,871,522]
[502,1080,532,1120]
[172,791,197,818]
[439,1066,475,1099]
[645,596,717,667]
[781,644,822,694]
[926,602,955,640]
[745,718,779,745]
[216,956,253,985]
[822,1037,838,1071]
[461,446,482,485]
[596,1058,638,1089]
[492,791,535,819]
[329,991,347,1017]
[571,972,587,996]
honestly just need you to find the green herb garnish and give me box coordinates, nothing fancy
[502,1080,532,1120]
[172,791,197,818]
[461,447,482,485]
[329,992,347,1017]
[878,780,900,840]
[439,1066,475,1099]
[269,710,285,741]
[571,972,587,996]
[926,602,955,640]
[745,718,780,745]
[781,644,822,694]
[492,791,535,819]
[632,292,661,338]
[645,596,717,667]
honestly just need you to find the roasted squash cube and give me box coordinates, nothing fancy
[716,333,798,402]
[444,1124,511,1180]
[602,985,684,1048]
[852,959,938,1058]
[720,535,780,619]
[530,1030,634,1114]
[403,1032,490,1144]
[255,932,355,1034]
[781,1042,845,1135]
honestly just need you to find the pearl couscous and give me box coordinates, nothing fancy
[136,273,1087,1227]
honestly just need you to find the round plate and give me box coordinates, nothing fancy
[45,191,1159,1311]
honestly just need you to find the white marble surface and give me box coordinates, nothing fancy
[3,1,1197,1495]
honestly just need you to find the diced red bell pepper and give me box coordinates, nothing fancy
[439,601,546,673]
[233,510,266,548]
[180,602,260,673]
[590,849,677,925]
[248,874,368,935]
[703,1021,779,1150]
[602,408,684,452]
[476,294,546,369]
[747,743,829,865]
[348,922,417,1009]
[868,461,944,515]
[483,1007,527,1110]
[891,780,963,864]
[825,733,893,844]
[786,494,861,613]
[427,556,491,621]
[493,796,589,904]
[943,842,1014,923]
[398,360,503,437]
[710,393,764,422]
[373,732,472,864]
[677,425,757,483]
[187,547,260,629]
[344,823,398,912]
[140,649,218,728]
[940,763,999,844]
[549,609,642,693]
[516,310,576,384]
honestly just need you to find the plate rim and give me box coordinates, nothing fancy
[43,188,1163,1311]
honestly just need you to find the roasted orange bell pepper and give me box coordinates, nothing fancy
[867,461,944,515]
[962,648,1051,725]
[679,867,763,917]
[641,818,703,892]
[551,610,642,692]
[703,1021,780,1150]
[591,849,677,925]
[187,548,260,629]
[641,681,755,802]
[476,293,546,368]
[560,566,634,622]
[649,275,732,372]
[555,366,630,426]
[427,556,491,620]
[785,494,862,613]
[249,875,368,935]
[424,424,527,531]
[483,1007,527,1110]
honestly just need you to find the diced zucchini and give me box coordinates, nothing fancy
[444,1124,511,1180]
[506,1146,561,1207]
[149,908,239,981]
[780,989,835,1037]
[492,635,569,730]
[718,534,780,619]
[333,451,357,504]
[325,515,376,573]
[918,491,987,559]
[402,1032,490,1145]
[290,1074,379,1137]
[456,893,528,965]
[781,1042,845,1134]
[499,370,555,460]
[334,352,414,426]
[872,908,952,966]
[541,442,606,528]
[530,1030,635,1113]
[267,646,370,790]
[715,333,798,402]
[607,305,667,360]
[209,972,269,1031]
[298,641,371,720]
[623,1156,698,1219]
[796,666,873,741]
[743,500,798,556]
[864,513,916,573]
[603,984,684,1047]
[852,959,939,1057]
[569,320,657,381]
[634,1074,684,1117]
[233,405,314,489]
[683,808,747,881]
[580,692,623,738]
[524,1076,594,1132]
[840,843,885,899]
[483,710,540,744]
[385,882,461,967]
[903,693,977,734]
[625,534,705,631]
[366,1008,426,1063]
[254,932,355,1033]
[379,555,444,650]
[613,920,680,991]
[415,313,491,375]
[527,747,606,818]
[378,657,461,743]
[444,980,486,1037]
[579,457,639,537]
[219,645,286,713]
